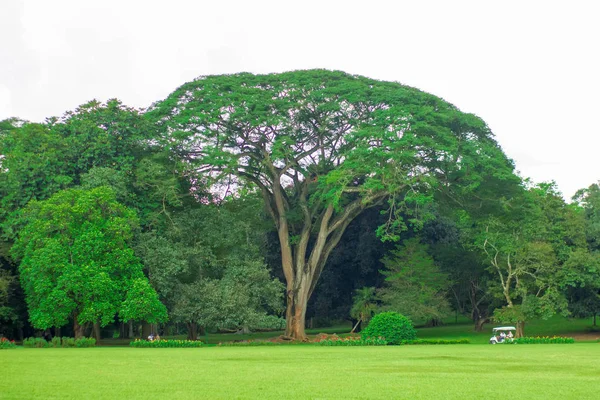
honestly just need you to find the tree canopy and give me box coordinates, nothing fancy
[147,69,517,338]
[10,187,166,337]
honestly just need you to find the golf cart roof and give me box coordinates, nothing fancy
[493,326,516,331]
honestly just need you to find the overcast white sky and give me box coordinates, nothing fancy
[1,0,598,198]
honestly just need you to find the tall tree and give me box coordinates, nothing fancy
[148,70,515,339]
[378,238,451,324]
[471,183,590,336]
[11,187,167,338]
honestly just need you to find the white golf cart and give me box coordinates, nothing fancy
[489,326,516,344]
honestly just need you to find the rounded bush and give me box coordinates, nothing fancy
[361,312,416,345]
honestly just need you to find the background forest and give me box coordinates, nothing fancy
[1,71,599,341]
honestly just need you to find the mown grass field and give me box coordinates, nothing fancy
[2,344,599,399]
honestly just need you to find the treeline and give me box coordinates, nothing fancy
[1,71,599,340]
[0,101,284,340]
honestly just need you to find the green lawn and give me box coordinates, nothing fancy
[2,344,599,399]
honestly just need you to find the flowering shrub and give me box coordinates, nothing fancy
[0,337,17,349]
[129,339,204,348]
[507,336,575,344]
[399,339,470,345]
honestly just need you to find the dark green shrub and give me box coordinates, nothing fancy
[75,337,96,347]
[51,337,61,347]
[23,337,49,348]
[361,312,416,345]
[509,336,574,344]
[62,337,76,348]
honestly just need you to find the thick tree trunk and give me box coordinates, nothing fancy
[92,322,101,343]
[516,321,525,338]
[474,317,488,332]
[73,316,85,339]
[186,322,198,341]
[285,288,308,340]
[284,271,312,340]
[236,326,251,334]
[142,322,152,339]
[54,327,61,338]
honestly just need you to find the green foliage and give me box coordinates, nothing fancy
[11,186,166,330]
[398,339,470,345]
[171,260,284,331]
[129,339,204,348]
[23,337,49,348]
[464,182,595,333]
[148,70,513,240]
[0,337,17,349]
[23,336,95,348]
[378,238,451,322]
[0,267,18,328]
[350,287,377,326]
[361,311,417,344]
[74,338,96,348]
[148,70,517,337]
[249,315,287,331]
[0,101,153,228]
[138,197,283,332]
[217,341,283,347]
[509,336,575,344]
[314,337,387,346]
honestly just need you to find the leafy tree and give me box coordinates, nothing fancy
[136,196,284,339]
[569,183,600,324]
[349,287,377,333]
[573,182,600,251]
[171,261,284,335]
[471,182,590,336]
[10,187,166,338]
[378,238,451,324]
[0,265,17,335]
[148,70,515,338]
[0,100,152,226]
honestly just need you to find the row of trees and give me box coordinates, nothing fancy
[349,183,600,337]
[1,70,599,340]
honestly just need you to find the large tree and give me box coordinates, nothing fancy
[11,187,167,338]
[136,196,284,339]
[148,70,515,339]
[471,183,591,336]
